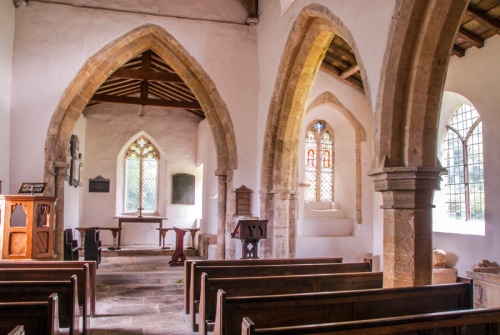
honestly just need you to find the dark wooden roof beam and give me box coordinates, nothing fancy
[152,82,197,101]
[328,44,353,60]
[110,68,184,83]
[457,27,485,48]
[452,45,466,57]
[97,81,139,95]
[91,94,202,109]
[340,64,360,79]
[466,6,500,34]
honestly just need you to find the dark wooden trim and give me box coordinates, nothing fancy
[110,68,184,83]
[452,44,466,57]
[91,94,202,109]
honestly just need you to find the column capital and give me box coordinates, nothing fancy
[369,166,444,192]
[369,166,444,210]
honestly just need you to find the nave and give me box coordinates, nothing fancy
[91,254,197,335]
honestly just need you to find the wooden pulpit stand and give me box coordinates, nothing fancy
[169,227,188,266]
[231,219,268,259]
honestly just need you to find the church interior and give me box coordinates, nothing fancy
[1,0,500,333]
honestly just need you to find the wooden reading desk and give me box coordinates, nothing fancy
[113,216,167,247]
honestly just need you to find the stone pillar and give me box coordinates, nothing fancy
[273,188,291,258]
[215,170,230,260]
[370,167,443,287]
[259,191,274,258]
[50,161,69,261]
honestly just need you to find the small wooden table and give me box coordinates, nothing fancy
[99,227,122,250]
[156,228,174,249]
[186,228,200,249]
[113,216,167,247]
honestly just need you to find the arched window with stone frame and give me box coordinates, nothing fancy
[124,136,159,214]
[304,120,334,202]
[443,104,484,222]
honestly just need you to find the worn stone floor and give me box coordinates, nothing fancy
[89,247,201,335]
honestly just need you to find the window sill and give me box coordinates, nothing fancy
[433,220,485,236]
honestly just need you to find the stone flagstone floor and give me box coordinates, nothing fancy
[90,252,200,334]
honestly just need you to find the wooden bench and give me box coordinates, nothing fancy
[0,276,80,335]
[0,260,98,317]
[184,257,344,314]
[189,262,370,332]
[0,293,60,335]
[241,308,500,334]
[0,266,90,334]
[199,271,383,335]
[7,325,25,335]
[214,282,472,335]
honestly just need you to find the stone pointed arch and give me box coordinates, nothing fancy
[306,91,367,224]
[370,0,468,287]
[373,0,468,169]
[44,24,237,258]
[260,4,368,258]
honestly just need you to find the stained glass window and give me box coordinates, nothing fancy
[125,136,159,213]
[443,104,483,221]
[304,121,334,201]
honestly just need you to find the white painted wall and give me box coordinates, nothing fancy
[294,70,375,263]
[0,1,15,193]
[80,104,203,246]
[9,1,259,202]
[8,1,258,244]
[433,35,500,276]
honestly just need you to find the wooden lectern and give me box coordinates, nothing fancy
[0,195,57,260]
[231,219,268,259]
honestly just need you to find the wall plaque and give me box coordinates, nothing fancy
[89,175,110,193]
[172,173,195,205]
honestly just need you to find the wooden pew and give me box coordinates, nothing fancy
[214,282,472,335]
[184,257,344,314]
[0,260,97,317]
[0,266,90,335]
[189,262,369,331]
[0,293,60,335]
[0,276,80,335]
[199,271,383,335]
[241,308,500,334]
[7,325,25,335]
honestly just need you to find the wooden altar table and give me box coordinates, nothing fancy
[113,216,167,247]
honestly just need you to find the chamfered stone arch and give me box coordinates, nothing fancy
[260,4,369,258]
[44,24,237,259]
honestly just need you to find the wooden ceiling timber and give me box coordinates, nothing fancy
[90,93,202,110]
[453,45,466,57]
[457,27,485,47]
[241,0,258,18]
[109,68,184,83]
[340,64,360,79]
[320,63,363,91]
[466,5,500,34]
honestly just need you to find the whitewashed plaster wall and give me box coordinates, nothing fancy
[255,0,395,194]
[81,104,202,246]
[9,1,259,208]
[0,1,15,193]
[197,119,219,235]
[433,35,500,276]
[294,71,375,263]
